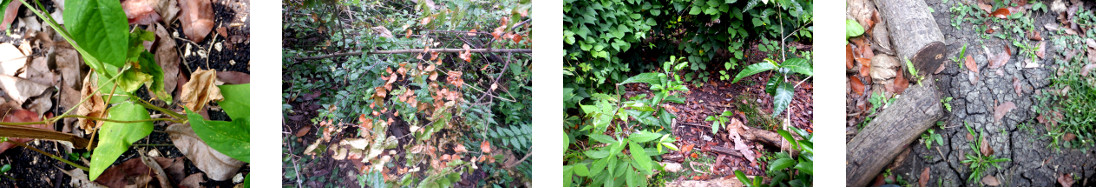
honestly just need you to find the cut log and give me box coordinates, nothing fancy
[846,0,947,186]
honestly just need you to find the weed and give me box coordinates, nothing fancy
[921,128,945,150]
[961,122,1011,184]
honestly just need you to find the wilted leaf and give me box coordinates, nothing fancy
[919,167,930,187]
[994,101,1016,123]
[987,47,1011,69]
[179,69,223,112]
[978,3,994,13]
[458,44,472,62]
[94,158,153,188]
[166,123,245,181]
[0,1,18,31]
[1036,41,1046,58]
[1058,173,1075,187]
[869,55,898,81]
[847,44,855,70]
[935,63,947,74]
[850,76,865,96]
[1013,78,1023,96]
[980,134,993,156]
[969,71,979,85]
[75,74,106,134]
[178,0,215,42]
[454,144,468,153]
[965,55,979,73]
[991,8,1012,18]
[121,0,162,25]
[893,70,909,94]
[0,74,50,106]
[982,175,1000,186]
[154,24,180,95]
[481,140,492,153]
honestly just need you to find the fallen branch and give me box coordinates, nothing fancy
[295,48,532,61]
[0,125,90,148]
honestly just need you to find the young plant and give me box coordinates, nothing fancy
[942,97,953,112]
[706,110,735,134]
[920,128,944,150]
[732,57,813,118]
[961,122,1010,184]
[951,44,968,69]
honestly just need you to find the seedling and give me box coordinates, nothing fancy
[961,122,1011,184]
[942,97,953,112]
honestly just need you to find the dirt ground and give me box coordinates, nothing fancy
[853,0,1096,186]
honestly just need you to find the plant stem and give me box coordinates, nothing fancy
[6,141,89,171]
[132,96,185,120]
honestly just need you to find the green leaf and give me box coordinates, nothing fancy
[65,0,130,67]
[732,62,778,83]
[573,163,590,177]
[846,19,865,38]
[563,166,573,186]
[734,170,753,187]
[218,84,250,120]
[781,58,813,76]
[590,158,607,175]
[628,131,661,143]
[619,72,661,85]
[0,0,12,30]
[90,102,153,181]
[563,133,570,152]
[584,150,610,159]
[777,129,797,148]
[712,121,720,134]
[116,67,153,93]
[136,51,172,103]
[794,159,813,174]
[0,164,9,173]
[244,174,250,188]
[768,157,796,172]
[587,134,616,144]
[628,141,652,171]
[187,109,250,162]
[772,81,794,117]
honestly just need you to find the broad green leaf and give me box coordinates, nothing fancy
[767,157,796,172]
[734,170,753,187]
[628,141,652,171]
[772,81,794,117]
[563,133,570,152]
[187,109,250,162]
[732,62,778,83]
[619,72,661,85]
[781,58,813,76]
[777,129,797,149]
[590,158,607,175]
[711,121,720,134]
[628,131,661,143]
[90,102,153,181]
[219,84,251,120]
[794,159,813,174]
[65,0,130,68]
[584,150,610,159]
[847,19,865,38]
[244,174,250,188]
[573,163,590,177]
[563,166,573,186]
[587,134,616,144]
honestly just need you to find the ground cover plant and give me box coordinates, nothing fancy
[282,0,531,187]
[564,0,813,186]
[0,0,250,187]
[847,0,1096,186]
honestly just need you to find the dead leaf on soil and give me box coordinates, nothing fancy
[991,8,1013,18]
[179,0,215,42]
[935,62,947,74]
[0,2,19,31]
[847,44,855,70]
[75,74,105,134]
[1063,133,1076,142]
[122,0,163,25]
[61,168,105,188]
[994,101,1016,123]
[893,70,909,94]
[94,158,154,188]
[0,43,25,76]
[1013,77,1023,96]
[217,71,250,84]
[154,24,180,95]
[181,173,206,188]
[166,123,245,181]
[980,134,994,156]
[1058,173,1075,187]
[295,125,311,137]
[969,71,980,85]
[965,55,979,73]
[869,55,898,81]
[978,2,994,13]
[987,47,1011,69]
[0,74,51,111]
[179,69,223,112]
[982,175,1001,186]
[919,167,930,187]
[850,76,865,96]
[1036,41,1046,59]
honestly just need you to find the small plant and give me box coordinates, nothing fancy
[920,128,944,150]
[961,122,1011,184]
[735,127,813,187]
[732,57,813,118]
[706,110,735,134]
[904,58,924,85]
[847,19,865,44]
[951,44,968,69]
[942,97,953,112]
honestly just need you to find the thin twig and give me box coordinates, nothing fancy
[7,141,89,171]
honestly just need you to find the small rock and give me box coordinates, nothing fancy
[214,42,222,51]
[702,135,713,142]
[148,149,160,157]
[233,173,244,183]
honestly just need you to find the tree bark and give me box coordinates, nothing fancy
[846,0,947,186]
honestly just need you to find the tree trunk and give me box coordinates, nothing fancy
[846,0,947,186]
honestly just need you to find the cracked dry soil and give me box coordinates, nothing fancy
[885,0,1096,187]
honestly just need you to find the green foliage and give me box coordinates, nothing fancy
[951,44,968,69]
[846,19,864,41]
[920,128,944,150]
[736,127,813,187]
[942,97,953,112]
[64,0,129,68]
[706,110,735,134]
[90,102,154,181]
[0,164,9,173]
[961,122,1010,184]
[732,58,812,117]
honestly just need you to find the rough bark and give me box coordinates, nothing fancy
[847,0,947,186]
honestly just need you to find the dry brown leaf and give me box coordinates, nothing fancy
[24,56,56,86]
[991,8,1013,18]
[178,0,215,42]
[978,2,994,13]
[122,0,162,25]
[1059,173,1075,187]
[454,144,468,153]
[179,69,223,112]
[295,126,311,137]
[869,55,898,81]
[0,109,49,154]
[982,175,1000,186]
[154,24,180,95]
[969,71,980,85]
[60,168,104,188]
[1081,64,1096,77]
[1036,41,1046,59]
[55,47,83,90]
[1013,78,1023,96]
[994,101,1016,123]
[181,173,206,188]
[850,76,865,96]
[458,44,472,62]
[166,123,245,181]
[965,55,979,73]
[893,69,909,94]
[153,157,186,185]
[987,47,1011,69]
[480,140,492,153]
[0,43,25,77]
[980,133,994,156]
[94,158,153,188]
[935,62,947,74]
[1063,133,1076,142]
[846,44,855,70]
[919,167,931,187]
[75,74,105,134]
[217,71,250,84]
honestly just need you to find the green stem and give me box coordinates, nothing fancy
[132,96,185,120]
[7,141,89,171]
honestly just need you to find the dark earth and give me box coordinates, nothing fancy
[0,0,250,187]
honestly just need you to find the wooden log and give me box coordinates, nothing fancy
[846,0,947,186]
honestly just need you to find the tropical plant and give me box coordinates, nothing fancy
[735,127,813,187]
[706,110,736,134]
[731,57,812,118]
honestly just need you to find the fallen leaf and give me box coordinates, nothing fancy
[850,76,865,96]
[869,55,898,81]
[0,109,49,154]
[969,71,979,85]
[166,123,245,181]
[919,167,931,187]
[454,144,468,153]
[966,55,979,73]
[682,144,695,154]
[978,2,994,13]
[154,24,180,95]
[991,8,1012,18]
[1036,41,1046,59]
[1058,173,1074,187]
[179,69,223,112]
[60,168,103,188]
[1081,64,1096,77]
[480,140,492,153]
[0,2,19,30]
[1063,133,1076,142]
[458,44,472,62]
[894,70,909,94]
[94,158,154,188]
[371,26,394,38]
[217,71,250,84]
[75,74,106,134]
[847,44,855,70]
[122,0,162,25]
[1013,78,1023,96]
[994,101,1016,123]
[181,173,205,188]
[935,63,947,74]
[295,126,311,137]
[980,134,994,156]
[491,25,505,40]
[982,175,1000,186]
[987,47,1011,69]
[1029,31,1043,40]
[178,0,215,42]
[153,157,186,185]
